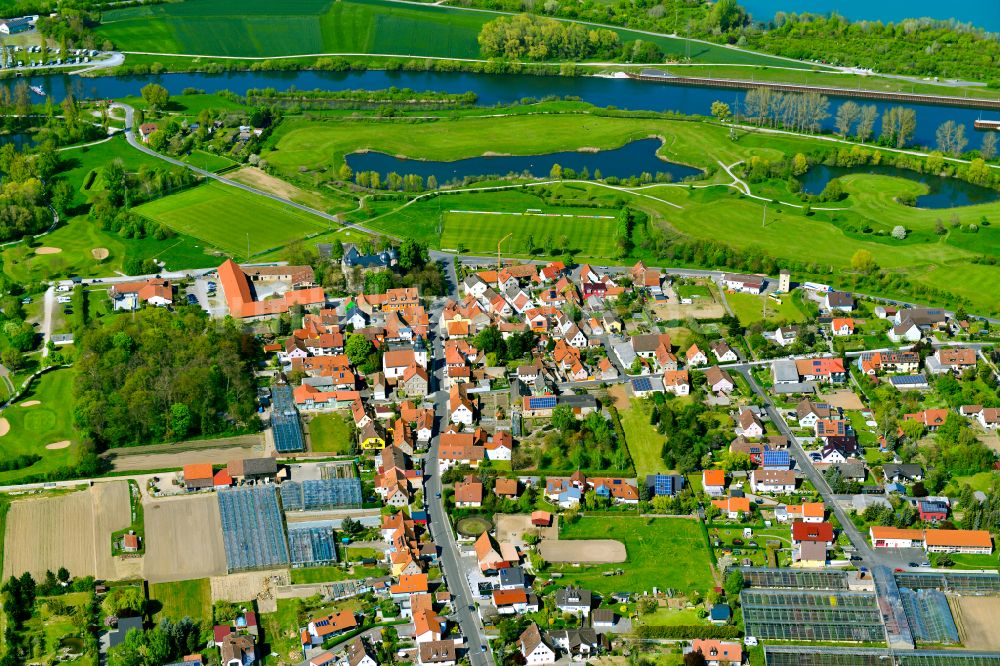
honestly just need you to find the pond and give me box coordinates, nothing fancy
[798,163,1000,209]
[345,137,701,184]
[58,636,84,655]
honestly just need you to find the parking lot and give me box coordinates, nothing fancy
[190,276,228,317]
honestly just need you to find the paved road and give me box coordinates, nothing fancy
[40,286,55,357]
[423,260,491,666]
[732,364,912,570]
[114,103,386,239]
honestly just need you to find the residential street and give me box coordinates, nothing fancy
[423,261,492,665]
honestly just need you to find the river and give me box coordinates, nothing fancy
[799,164,1000,209]
[740,0,1000,32]
[10,68,1000,151]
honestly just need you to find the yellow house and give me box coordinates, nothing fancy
[360,421,386,450]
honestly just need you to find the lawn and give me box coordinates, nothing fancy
[133,181,331,257]
[929,552,999,571]
[554,516,715,595]
[97,0,802,66]
[22,591,93,666]
[2,215,216,283]
[619,398,666,480]
[181,149,238,173]
[307,412,353,454]
[150,578,212,626]
[290,564,387,584]
[265,114,746,177]
[57,135,166,208]
[441,210,617,256]
[0,369,81,485]
[726,291,807,325]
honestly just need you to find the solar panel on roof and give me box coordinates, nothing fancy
[529,396,557,409]
[654,474,675,496]
[763,451,790,467]
[631,377,652,392]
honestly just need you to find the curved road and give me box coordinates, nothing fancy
[114,103,388,239]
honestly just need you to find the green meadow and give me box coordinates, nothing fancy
[133,181,331,257]
[0,369,81,485]
[97,0,807,67]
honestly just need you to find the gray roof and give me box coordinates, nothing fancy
[883,463,923,481]
[242,457,278,476]
[555,586,592,609]
[499,566,525,587]
[108,616,144,648]
[772,359,799,383]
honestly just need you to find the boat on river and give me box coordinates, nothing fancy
[29,85,45,96]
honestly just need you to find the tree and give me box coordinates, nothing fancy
[684,650,708,665]
[551,404,576,432]
[724,569,744,599]
[710,101,731,122]
[57,567,70,583]
[1,349,23,372]
[709,0,747,31]
[891,225,908,240]
[834,101,860,137]
[791,153,808,176]
[338,163,353,181]
[169,403,192,440]
[398,238,426,271]
[935,120,968,156]
[345,334,375,367]
[549,163,562,179]
[140,83,169,114]
[851,249,877,274]
[101,586,145,618]
[981,132,998,161]
[857,104,878,143]
[722,450,752,471]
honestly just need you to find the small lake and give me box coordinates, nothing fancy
[799,163,1000,209]
[344,137,702,184]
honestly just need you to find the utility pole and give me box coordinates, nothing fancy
[246,233,250,262]
[762,203,767,228]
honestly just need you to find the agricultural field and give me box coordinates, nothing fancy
[150,578,212,625]
[0,369,81,485]
[618,398,666,480]
[553,516,715,595]
[3,482,131,580]
[306,412,354,454]
[97,0,803,66]
[133,181,331,256]
[290,563,387,584]
[143,494,228,583]
[441,210,618,257]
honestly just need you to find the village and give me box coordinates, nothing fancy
[4,240,1000,666]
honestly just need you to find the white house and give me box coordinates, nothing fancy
[888,320,921,343]
[519,624,556,666]
[750,469,796,494]
[686,344,708,367]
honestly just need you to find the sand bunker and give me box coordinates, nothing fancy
[20,400,39,407]
[91,248,109,260]
[0,418,9,437]
[45,440,71,450]
[35,247,62,255]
